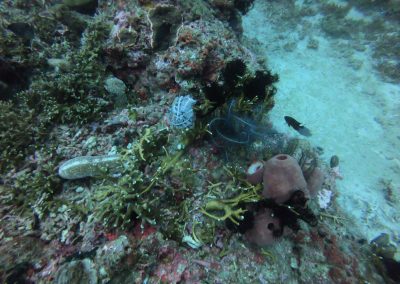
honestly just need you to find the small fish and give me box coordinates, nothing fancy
[284,116,312,137]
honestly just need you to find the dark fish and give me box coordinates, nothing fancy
[284,116,312,137]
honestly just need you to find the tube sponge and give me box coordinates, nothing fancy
[262,154,309,203]
[245,208,281,246]
[306,167,325,197]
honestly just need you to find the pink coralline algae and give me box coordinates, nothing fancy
[110,11,132,40]
[155,247,189,284]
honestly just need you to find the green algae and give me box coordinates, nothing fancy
[18,15,111,127]
[0,101,35,172]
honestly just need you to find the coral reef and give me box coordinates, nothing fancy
[0,0,390,283]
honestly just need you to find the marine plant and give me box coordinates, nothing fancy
[89,125,198,240]
[3,150,63,219]
[18,14,111,128]
[0,101,35,172]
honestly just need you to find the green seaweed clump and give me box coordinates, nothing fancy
[8,154,62,218]
[91,127,173,228]
[88,126,201,242]
[0,101,35,172]
[93,153,146,229]
[18,17,111,128]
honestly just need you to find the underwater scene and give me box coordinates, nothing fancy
[0,0,399,283]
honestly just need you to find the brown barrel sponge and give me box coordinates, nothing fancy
[306,167,325,198]
[245,208,281,246]
[262,154,309,203]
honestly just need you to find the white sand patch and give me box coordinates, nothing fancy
[243,1,400,241]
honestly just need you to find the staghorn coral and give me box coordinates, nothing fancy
[201,190,261,225]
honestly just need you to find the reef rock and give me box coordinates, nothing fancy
[54,258,98,284]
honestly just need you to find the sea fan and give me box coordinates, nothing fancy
[167,95,197,129]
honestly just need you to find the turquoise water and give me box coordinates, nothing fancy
[244,0,400,242]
